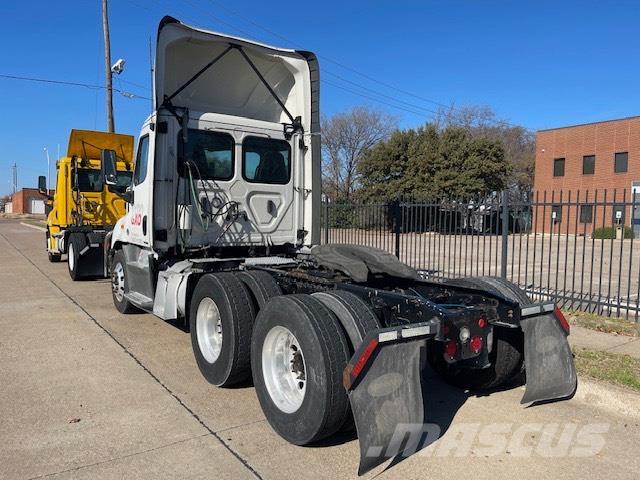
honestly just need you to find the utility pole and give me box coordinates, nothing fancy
[12,163,17,195]
[102,0,114,132]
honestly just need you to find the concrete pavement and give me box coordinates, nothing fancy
[1,219,640,480]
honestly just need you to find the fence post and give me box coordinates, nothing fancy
[323,202,329,244]
[501,191,509,279]
[393,198,401,259]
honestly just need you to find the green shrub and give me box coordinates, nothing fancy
[592,226,634,239]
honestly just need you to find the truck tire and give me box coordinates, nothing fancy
[46,230,61,262]
[236,270,282,309]
[251,294,351,445]
[190,273,255,387]
[110,249,140,314]
[310,290,381,350]
[430,276,527,391]
[310,290,381,433]
[67,233,85,280]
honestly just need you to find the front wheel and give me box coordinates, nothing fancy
[46,230,61,262]
[251,294,351,445]
[110,250,139,314]
[67,234,83,280]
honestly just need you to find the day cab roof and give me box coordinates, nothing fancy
[67,129,135,163]
[155,16,318,133]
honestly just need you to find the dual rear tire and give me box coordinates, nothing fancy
[189,272,378,445]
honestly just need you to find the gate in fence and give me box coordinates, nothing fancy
[321,190,640,320]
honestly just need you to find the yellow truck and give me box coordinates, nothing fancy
[40,129,134,280]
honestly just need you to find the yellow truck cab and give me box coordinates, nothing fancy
[41,129,134,280]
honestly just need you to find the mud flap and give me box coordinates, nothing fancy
[344,324,434,476]
[520,312,577,404]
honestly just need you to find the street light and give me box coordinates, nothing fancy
[43,147,50,193]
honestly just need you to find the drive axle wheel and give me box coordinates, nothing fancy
[262,326,307,413]
[189,273,255,387]
[251,294,350,445]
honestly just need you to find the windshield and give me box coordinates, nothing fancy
[72,168,132,192]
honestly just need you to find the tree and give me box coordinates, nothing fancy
[357,128,418,200]
[321,106,397,199]
[434,104,535,198]
[358,125,510,200]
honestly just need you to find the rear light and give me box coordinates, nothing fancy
[343,337,379,390]
[445,340,457,358]
[554,307,570,334]
[470,335,483,353]
[351,338,378,378]
[478,318,486,328]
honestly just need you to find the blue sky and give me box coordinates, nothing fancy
[1,0,639,195]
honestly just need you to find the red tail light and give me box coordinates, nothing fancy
[351,338,378,379]
[554,307,570,334]
[470,335,483,353]
[478,318,486,328]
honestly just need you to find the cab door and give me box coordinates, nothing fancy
[127,128,154,248]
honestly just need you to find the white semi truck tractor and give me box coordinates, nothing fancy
[104,17,577,475]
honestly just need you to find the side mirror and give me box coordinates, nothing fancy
[121,186,134,204]
[38,175,47,195]
[101,149,118,186]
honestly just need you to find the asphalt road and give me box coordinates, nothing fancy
[1,219,640,480]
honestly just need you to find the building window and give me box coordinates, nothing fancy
[614,152,628,173]
[582,155,595,175]
[551,205,562,224]
[553,158,565,177]
[580,204,593,223]
[613,204,625,224]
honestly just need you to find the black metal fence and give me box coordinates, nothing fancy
[321,189,640,320]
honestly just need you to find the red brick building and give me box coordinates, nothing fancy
[8,188,52,215]
[534,116,640,234]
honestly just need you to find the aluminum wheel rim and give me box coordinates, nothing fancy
[196,298,223,364]
[262,326,306,414]
[112,262,125,302]
[68,243,75,271]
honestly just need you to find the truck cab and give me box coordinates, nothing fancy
[44,129,134,280]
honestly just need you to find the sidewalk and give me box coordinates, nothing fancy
[569,324,640,358]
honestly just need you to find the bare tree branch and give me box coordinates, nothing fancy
[321,106,397,199]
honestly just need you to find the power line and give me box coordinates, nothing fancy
[124,0,529,130]
[163,0,445,119]
[0,74,151,100]
[200,0,529,130]
[321,79,434,119]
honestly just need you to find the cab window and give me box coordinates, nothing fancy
[242,137,291,184]
[134,135,149,185]
[179,129,234,181]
